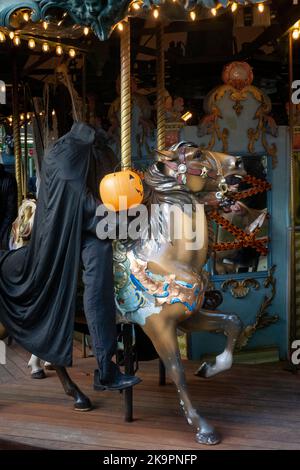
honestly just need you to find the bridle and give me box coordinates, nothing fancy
[163,143,230,203]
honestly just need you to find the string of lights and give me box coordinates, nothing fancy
[2,0,297,54]
[0,25,86,56]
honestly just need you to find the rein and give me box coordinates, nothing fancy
[164,145,229,203]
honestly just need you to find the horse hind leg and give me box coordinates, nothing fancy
[142,313,220,445]
[54,366,92,412]
[180,308,243,378]
[28,354,46,379]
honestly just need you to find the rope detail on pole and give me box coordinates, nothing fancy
[120,20,131,170]
[12,57,22,207]
[156,23,165,151]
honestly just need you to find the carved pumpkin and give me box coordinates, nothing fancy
[100,170,144,211]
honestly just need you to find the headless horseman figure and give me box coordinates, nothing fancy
[0,122,140,391]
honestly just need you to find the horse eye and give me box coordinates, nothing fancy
[235,158,242,167]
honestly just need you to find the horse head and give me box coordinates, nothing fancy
[10,199,36,250]
[155,142,246,208]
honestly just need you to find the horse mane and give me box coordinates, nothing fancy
[124,162,198,256]
[143,162,196,208]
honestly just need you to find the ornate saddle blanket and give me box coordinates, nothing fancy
[113,242,205,325]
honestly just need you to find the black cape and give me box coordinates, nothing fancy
[0,122,100,366]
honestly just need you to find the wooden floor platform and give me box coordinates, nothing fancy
[0,342,300,450]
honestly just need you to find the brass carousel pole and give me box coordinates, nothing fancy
[23,84,28,198]
[120,19,131,170]
[82,53,87,122]
[120,17,134,422]
[156,23,165,151]
[12,55,23,207]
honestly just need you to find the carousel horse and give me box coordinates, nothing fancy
[9,198,36,250]
[1,143,246,445]
[8,199,52,377]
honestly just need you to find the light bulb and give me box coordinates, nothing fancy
[42,42,50,52]
[26,113,31,120]
[56,45,63,56]
[43,21,48,30]
[190,11,196,21]
[83,27,89,36]
[292,29,300,40]
[69,48,76,58]
[20,114,24,121]
[181,111,192,122]
[117,22,124,31]
[28,38,36,49]
[0,31,6,42]
[23,12,30,22]
[211,8,217,16]
[132,2,141,10]
[52,109,56,116]
[231,2,238,13]
[9,31,15,40]
[13,36,21,46]
[153,8,159,19]
[258,3,265,13]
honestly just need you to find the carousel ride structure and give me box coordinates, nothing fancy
[0,0,283,447]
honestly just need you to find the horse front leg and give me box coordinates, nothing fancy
[142,311,220,445]
[180,308,243,378]
[53,366,93,412]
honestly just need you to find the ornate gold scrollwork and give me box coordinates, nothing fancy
[235,265,279,350]
[221,278,260,299]
[198,62,278,166]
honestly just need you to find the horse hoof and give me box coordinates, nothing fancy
[74,398,93,412]
[31,370,47,379]
[194,362,209,378]
[196,430,221,446]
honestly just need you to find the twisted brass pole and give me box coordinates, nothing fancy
[156,23,165,151]
[120,20,131,170]
[12,56,22,207]
[23,84,28,199]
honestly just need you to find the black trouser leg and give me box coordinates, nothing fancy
[81,235,117,380]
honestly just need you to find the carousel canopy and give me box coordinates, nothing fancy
[0,0,267,40]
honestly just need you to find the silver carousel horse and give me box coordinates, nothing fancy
[2,143,246,445]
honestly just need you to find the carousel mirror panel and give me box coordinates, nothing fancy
[210,154,270,275]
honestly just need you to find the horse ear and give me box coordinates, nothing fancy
[155,149,177,161]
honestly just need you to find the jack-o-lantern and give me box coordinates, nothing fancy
[100,169,144,211]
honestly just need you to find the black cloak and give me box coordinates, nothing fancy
[0,122,101,366]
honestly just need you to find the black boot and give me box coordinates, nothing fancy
[94,362,141,391]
